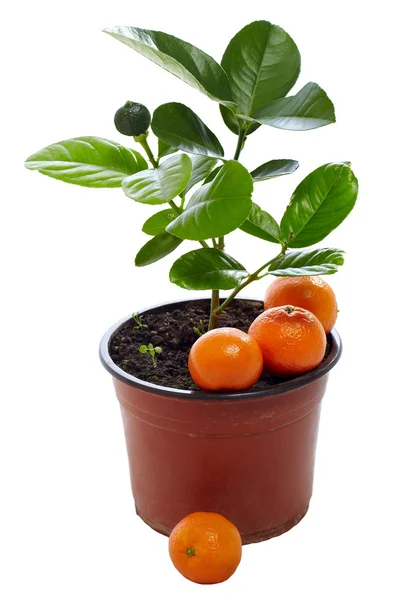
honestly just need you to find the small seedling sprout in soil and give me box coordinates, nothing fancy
[132,312,148,331]
[139,343,163,367]
[25,20,358,335]
[193,320,206,337]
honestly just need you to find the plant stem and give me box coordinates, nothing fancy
[214,249,285,317]
[216,275,258,316]
[207,126,248,331]
[208,289,220,331]
[135,137,213,262]
[168,199,181,216]
[234,127,247,161]
[208,222,226,329]
[220,126,247,253]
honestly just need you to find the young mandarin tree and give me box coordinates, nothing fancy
[25,21,358,331]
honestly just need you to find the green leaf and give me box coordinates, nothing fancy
[24,137,147,188]
[254,82,336,131]
[139,345,148,353]
[103,26,233,105]
[135,232,183,266]
[170,248,248,290]
[152,103,224,158]
[221,21,300,118]
[158,139,177,160]
[281,162,358,248]
[268,248,345,276]
[184,155,219,194]
[251,159,299,181]
[142,209,176,235]
[240,203,281,244]
[122,154,192,205]
[166,161,253,241]
[219,104,261,136]
[203,165,223,184]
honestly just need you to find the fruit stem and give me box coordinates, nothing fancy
[284,305,295,314]
[135,133,158,168]
[186,547,195,557]
[214,249,286,317]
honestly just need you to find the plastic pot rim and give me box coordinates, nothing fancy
[99,297,342,402]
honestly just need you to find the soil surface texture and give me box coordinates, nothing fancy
[109,299,331,393]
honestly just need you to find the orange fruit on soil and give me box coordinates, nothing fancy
[264,276,338,333]
[188,327,263,391]
[169,511,242,584]
[248,305,327,377]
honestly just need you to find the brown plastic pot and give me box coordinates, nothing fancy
[100,298,342,544]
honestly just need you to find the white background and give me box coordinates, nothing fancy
[2,1,399,597]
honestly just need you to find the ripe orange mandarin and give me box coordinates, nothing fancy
[248,305,327,377]
[169,511,242,584]
[188,327,263,391]
[264,276,338,333]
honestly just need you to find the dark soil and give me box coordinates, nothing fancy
[109,299,331,393]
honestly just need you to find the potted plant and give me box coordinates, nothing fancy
[25,20,358,544]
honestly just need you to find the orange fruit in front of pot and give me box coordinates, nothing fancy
[169,511,242,584]
[248,305,326,377]
[264,276,338,333]
[188,327,263,391]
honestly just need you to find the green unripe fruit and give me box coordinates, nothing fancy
[114,101,151,136]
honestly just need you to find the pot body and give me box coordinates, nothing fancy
[100,298,341,544]
[114,375,326,544]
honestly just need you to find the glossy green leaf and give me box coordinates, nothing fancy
[251,159,299,181]
[135,232,182,266]
[254,82,336,130]
[203,165,223,184]
[221,21,300,118]
[280,162,358,248]
[240,203,281,244]
[104,26,233,105]
[24,137,147,188]
[166,161,253,241]
[142,209,176,235]
[219,104,261,136]
[184,155,218,194]
[158,139,177,160]
[122,154,192,204]
[152,103,224,158]
[268,248,345,276]
[170,248,248,290]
